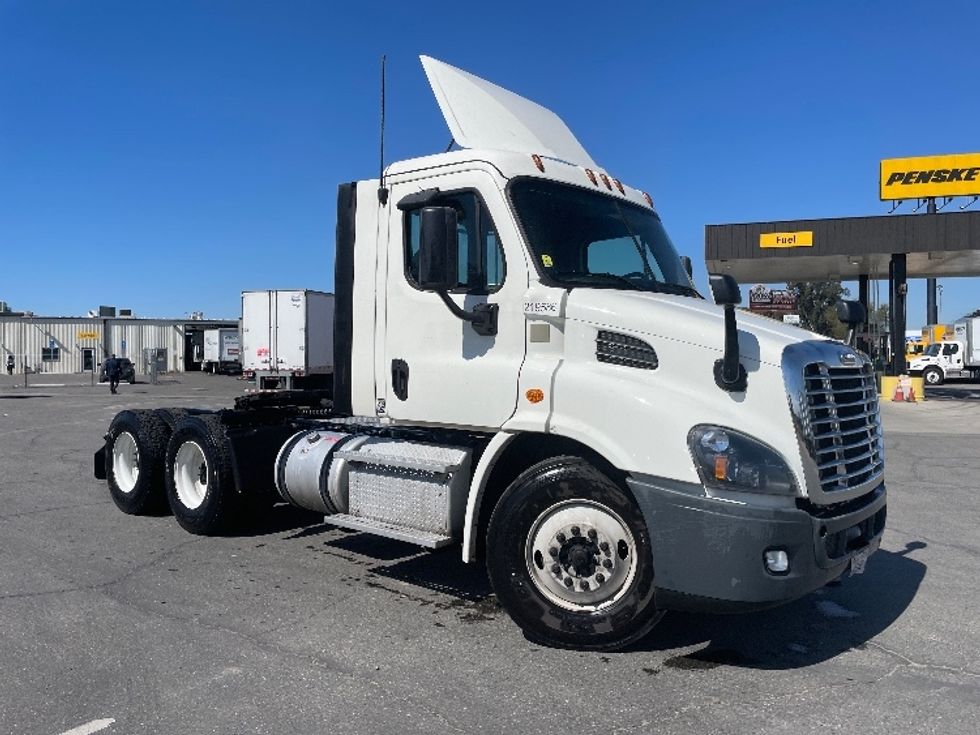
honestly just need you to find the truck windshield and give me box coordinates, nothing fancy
[508,178,700,297]
[923,344,942,357]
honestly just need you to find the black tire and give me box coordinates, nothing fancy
[923,367,944,386]
[486,456,662,651]
[104,409,170,514]
[165,414,238,535]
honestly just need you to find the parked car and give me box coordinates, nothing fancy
[98,357,136,384]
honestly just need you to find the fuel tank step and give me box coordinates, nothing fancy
[324,513,454,549]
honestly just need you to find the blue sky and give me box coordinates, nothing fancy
[1,0,978,327]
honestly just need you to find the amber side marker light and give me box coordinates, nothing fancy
[526,388,545,404]
[714,455,729,481]
[531,154,545,172]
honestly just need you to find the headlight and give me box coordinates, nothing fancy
[688,425,796,495]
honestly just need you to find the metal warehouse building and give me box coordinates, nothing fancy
[0,315,237,376]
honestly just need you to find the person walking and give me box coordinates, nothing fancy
[105,353,121,394]
[5,354,13,375]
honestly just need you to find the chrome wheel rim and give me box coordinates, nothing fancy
[173,441,208,510]
[525,500,637,611]
[111,432,140,494]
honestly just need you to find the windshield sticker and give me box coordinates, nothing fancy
[541,254,554,268]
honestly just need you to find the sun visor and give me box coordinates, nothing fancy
[420,55,597,169]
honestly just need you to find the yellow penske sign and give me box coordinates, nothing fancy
[880,153,980,200]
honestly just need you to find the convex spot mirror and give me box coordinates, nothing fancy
[417,206,459,291]
[836,300,866,328]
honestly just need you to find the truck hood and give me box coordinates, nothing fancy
[564,289,828,368]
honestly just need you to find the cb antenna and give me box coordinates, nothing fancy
[378,54,389,205]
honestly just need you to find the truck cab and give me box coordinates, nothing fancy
[97,56,887,651]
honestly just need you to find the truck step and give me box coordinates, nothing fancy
[325,513,454,549]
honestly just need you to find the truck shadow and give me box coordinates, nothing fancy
[628,541,927,670]
[273,517,926,669]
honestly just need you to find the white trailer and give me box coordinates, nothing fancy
[908,316,980,384]
[241,289,334,389]
[202,328,241,374]
[95,56,886,651]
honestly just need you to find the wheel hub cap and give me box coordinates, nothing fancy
[111,432,140,494]
[526,500,637,611]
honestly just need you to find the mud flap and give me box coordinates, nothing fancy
[94,446,107,480]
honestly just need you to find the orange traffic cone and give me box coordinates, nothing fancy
[892,383,905,402]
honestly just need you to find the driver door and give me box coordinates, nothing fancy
[379,170,527,429]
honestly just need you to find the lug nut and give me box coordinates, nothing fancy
[564,577,573,588]
[548,547,558,557]
[595,573,605,584]
[599,541,610,553]
[571,526,581,536]
[556,533,566,543]
[551,564,561,575]
[587,528,597,540]
[580,580,590,590]
[602,558,613,569]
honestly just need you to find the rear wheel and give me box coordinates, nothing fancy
[165,414,237,534]
[105,410,169,514]
[486,456,662,651]
[923,366,944,386]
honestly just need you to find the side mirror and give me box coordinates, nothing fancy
[680,256,694,280]
[836,299,866,349]
[708,274,741,306]
[417,206,459,291]
[836,299,866,328]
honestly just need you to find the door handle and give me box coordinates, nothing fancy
[391,359,409,401]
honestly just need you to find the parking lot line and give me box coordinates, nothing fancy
[58,718,115,735]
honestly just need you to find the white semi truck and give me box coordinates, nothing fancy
[202,328,241,375]
[907,316,980,385]
[94,56,886,650]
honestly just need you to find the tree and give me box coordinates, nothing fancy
[868,304,890,333]
[786,281,851,339]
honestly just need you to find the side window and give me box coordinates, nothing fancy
[405,191,506,293]
[942,343,957,356]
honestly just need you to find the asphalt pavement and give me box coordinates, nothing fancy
[1,373,978,734]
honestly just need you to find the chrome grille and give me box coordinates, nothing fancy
[802,363,883,493]
[596,331,658,370]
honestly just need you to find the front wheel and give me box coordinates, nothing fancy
[486,456,662,651]
[923,367,944,386]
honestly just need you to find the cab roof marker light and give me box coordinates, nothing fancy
[531,154,545,173]
[584,168,598,186]
[612,178,625,195]
[642,191,654,207]
[599,173,612,190]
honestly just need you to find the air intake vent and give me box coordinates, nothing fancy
[596,331,658,370]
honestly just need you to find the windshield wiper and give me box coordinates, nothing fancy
[557,272,639,289]
[557,273,701,297]
[646,282,702,297]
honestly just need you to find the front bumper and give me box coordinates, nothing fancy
[627,475,887,613]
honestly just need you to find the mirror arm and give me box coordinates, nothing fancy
[713,304,747,392]
[436,291,498,337]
